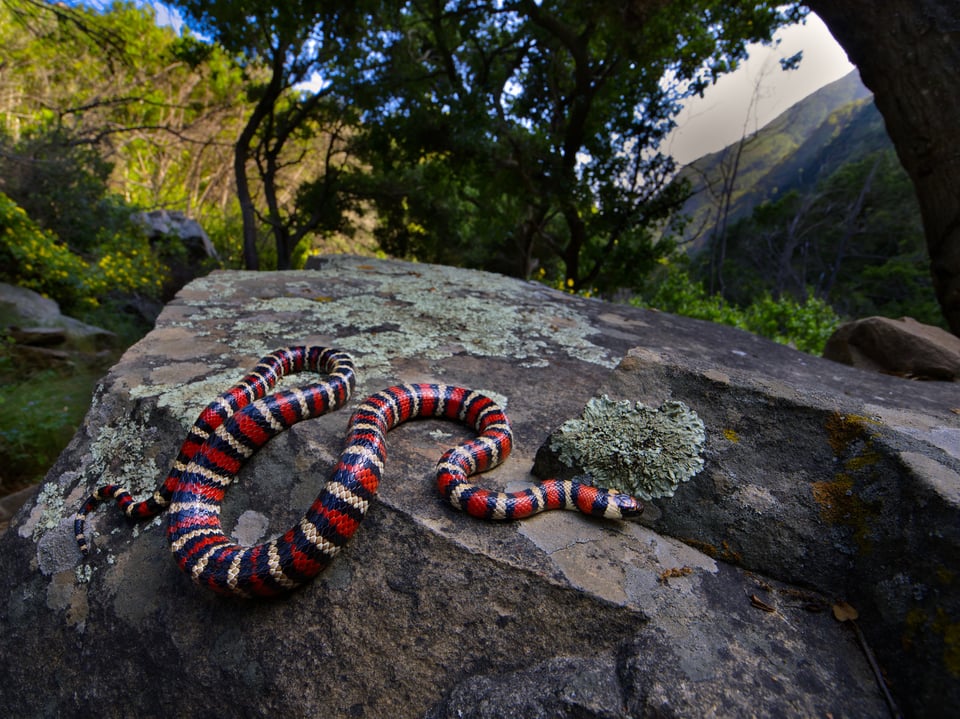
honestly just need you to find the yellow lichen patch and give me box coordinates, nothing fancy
[722,428,740,443]
[811,474,855,523]
[901,605,960,676]
[824,412,878,456]
[934,607,960,677]
[844,450,881,472]
[682,537,717,557]
[810,473,878,552]
[683,538,743,564]
[658,566,693,583]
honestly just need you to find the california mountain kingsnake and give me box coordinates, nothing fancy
[75,346,643,597]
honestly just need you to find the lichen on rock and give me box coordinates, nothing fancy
[549,395,706,499]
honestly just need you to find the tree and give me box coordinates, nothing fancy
[172,0,375,270]
[804,0,960,334]
[708,149,936,323]
[0,1,246,240]
[697,60,785,295]
[351,0,805,294]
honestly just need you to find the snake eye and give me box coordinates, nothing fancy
[616,492,644,517]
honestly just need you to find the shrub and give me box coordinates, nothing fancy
[633,259,841,355]
[0,191,165,315]
[0,191,95,311]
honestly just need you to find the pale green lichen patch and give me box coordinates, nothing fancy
[168,260,616,381]
[25,482,71,540]
[550,395,706,499]
[87,406,165,499]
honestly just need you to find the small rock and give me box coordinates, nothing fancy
[7,326,66,347]
[0,282,117,350]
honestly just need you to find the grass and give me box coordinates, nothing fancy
[0,361,108,493]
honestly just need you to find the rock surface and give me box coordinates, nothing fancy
[1,255,957,718]
[824,315,960,380]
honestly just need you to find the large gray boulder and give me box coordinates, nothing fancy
[1,255,957,717]
[133,209,218,260]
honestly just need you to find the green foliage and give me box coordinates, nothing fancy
[0,358,102,487]
[709,149,939,327]
[739,292,840,354]
[635,259,840,354]
[201,206,247,269]
[0,127,124,254]
[342,0,804,293]
[0,190,162,314]
[0,191,95,311]
[0,0,246,232]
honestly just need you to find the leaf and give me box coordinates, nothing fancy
[832,600,859,622]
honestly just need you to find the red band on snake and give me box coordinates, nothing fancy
[75,346,643,597]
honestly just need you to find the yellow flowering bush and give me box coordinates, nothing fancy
[0,191,164,313]
[535,267,596,299]
[0,191,94,310]
[90,233,165,296]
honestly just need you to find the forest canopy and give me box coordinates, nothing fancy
[0,0,937,335]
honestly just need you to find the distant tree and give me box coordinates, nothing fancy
[711,149,937,324]
[172,0,376,269]
[697,60,788,295]
[350,0,806,293]
[0,1,245,238]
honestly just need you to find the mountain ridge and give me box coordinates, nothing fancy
[672,70,885,252]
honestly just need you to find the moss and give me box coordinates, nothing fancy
[549,394,706,500]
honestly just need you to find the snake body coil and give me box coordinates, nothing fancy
[75,346,642,597]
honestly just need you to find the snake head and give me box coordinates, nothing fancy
[608,489,644,518]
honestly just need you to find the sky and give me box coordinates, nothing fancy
[666,13,855,165]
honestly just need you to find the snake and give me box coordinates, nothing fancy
[74,346,643,597]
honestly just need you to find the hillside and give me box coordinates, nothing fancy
[672,70,889,252]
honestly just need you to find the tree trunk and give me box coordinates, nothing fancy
[806,0,960,333]
[234,137,259,271]
[233,49,289,271]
